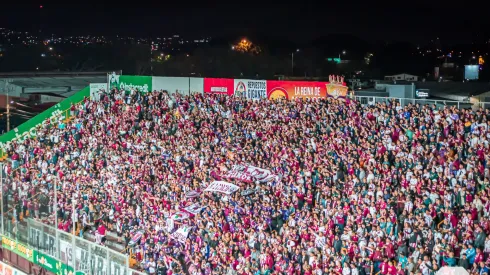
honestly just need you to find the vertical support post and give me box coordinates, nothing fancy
[54,180,58,229]
[0,162,4,235]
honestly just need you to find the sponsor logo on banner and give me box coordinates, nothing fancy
[326,75,348,101]
[183,203,206,215]
[171,226,192,244]
[234,79,267,99]
[33,251,76,275]
[2,235,35,261]
[185,190,201,198]
[267,80,328,100]
[171,211,190,221]
[203,78,234,95]
[204,181,240,195]
[226,164,277,183]
[109,73,152,93]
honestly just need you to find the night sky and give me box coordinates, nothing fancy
[1,1,488,44]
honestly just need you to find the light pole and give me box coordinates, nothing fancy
[339,50,346,60]
[54,180,57,229]
[291,49,300,76]
[72,197,76,236]
[1,162,4,235]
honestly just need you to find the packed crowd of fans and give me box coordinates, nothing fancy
[3,87,490,275]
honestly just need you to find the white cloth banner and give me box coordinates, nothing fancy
[171,211,190,221]
[204,181,240,195]
[185,190,201,198]
[171,226,192,244]
[183,203,206,215]
[226,164,277,183]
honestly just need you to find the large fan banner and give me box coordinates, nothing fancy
[226,164,277,183]
[204,181,240,195]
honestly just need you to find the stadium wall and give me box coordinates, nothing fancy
[108,74,350,100]
[152,76,204,95]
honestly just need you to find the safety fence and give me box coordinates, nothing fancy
[354,95,469,109]
[0,166,146,275]
[1,217,145,275]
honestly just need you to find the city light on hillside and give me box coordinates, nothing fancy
[232,38,261,54]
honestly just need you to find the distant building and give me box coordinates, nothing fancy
[384,73,418,82]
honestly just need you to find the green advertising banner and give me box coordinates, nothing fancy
[1,235,35,262]
[108,73,152,93]
[34,251,76,275]
[0,86,90,157]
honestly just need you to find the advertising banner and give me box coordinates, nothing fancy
[266,80,328,100]
[0,261,28,275]
[34,251,74,275]
[203,78,234,95]
[108,73,152,93]
[204,181,240,195]
[233,79,267,100]
[2,236,35,262]
[89,83,107,101]
[170,226,192,244]
[226,164,277,183]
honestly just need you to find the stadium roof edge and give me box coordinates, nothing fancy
[0,70,121,78]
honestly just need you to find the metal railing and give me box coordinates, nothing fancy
[0,168,147,275]
[353,96,469,109]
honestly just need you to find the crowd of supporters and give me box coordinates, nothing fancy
[3,87,490,275]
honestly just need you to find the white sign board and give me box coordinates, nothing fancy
[233,79,267,100]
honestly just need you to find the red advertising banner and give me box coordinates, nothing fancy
[266,80,328,100]
[203,78,234,95]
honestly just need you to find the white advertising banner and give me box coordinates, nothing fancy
[233,79,267,100]
[0,261,28,275]
[89,83,107,101]
[226,164,277,183]
[204,181,240,195]
[171,226,192,244]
